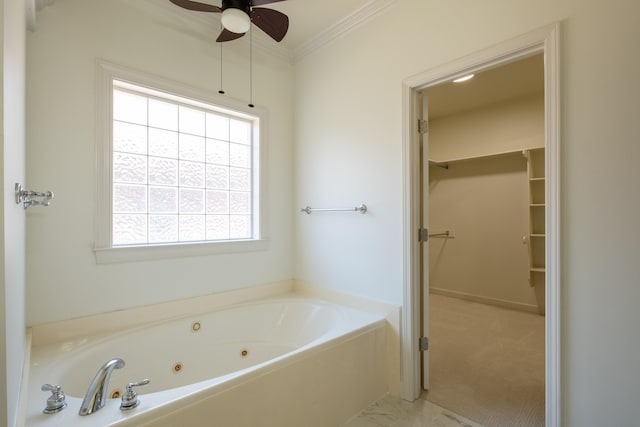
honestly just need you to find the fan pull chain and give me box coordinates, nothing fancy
[248,25,254,108]
[218,23,225,94]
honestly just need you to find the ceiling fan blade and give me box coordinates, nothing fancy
[250,0,286,6]
[169,0,221,13]
[250,7,289,42]
[216,28,246,42]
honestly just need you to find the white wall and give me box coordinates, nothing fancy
[26,0,294,325]
[429,155,535,310]
[429,93,544,161]
[294,0,640,425]
[1,0,27,425]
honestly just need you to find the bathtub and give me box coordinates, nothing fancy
[25,295,388,426]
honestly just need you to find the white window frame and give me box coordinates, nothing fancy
[94,61,269,264]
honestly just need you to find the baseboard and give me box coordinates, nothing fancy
[429,287,541,314]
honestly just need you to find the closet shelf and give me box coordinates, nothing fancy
[428,146,541,166]
[526,147,546,290]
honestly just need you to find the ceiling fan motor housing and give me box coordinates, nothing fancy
[222,0,250,14]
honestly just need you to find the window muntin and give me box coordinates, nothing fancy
[111,81,257,247]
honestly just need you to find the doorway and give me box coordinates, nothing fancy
[400,23,560,427]
[421,53,546,425]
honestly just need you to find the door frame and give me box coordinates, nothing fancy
[400,23,561,427]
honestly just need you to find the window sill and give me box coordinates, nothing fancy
[94,239,269,264]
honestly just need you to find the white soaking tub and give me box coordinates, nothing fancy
[25,295,388,427]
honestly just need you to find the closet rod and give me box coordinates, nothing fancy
[429,230,454,239]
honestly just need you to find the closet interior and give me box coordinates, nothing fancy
[426,54,546,314]
[422,53,547,426]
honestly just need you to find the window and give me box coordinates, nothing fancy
[95,63,266,263]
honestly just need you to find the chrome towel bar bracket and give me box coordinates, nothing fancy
[15,183,54,209]
[301,204,367,214]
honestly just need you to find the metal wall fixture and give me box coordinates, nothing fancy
[15,183,54,209]
[429,230,454,239]
[300,204,367,215]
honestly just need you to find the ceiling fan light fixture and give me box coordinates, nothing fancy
[221,3,251,34]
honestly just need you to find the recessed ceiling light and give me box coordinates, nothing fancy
[453,74,474,83]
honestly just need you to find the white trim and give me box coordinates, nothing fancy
[401,82,422,399]
[293,0,397,61]
[95,60,270,264]
[94,238,270,264]
[400,23,561,427]
[429,287,541,314]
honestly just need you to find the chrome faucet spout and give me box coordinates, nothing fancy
[79,358,125,416]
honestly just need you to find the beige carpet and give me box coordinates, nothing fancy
[425,294,545,427]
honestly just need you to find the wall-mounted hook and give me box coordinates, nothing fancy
[15,183,54,210]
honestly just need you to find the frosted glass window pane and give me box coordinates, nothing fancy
[179,134,205,162]
[149,157,178,186]
[113,214,147,245]
[230,215,251,239]
[229,143,250,168]
[206,215,230,240]
[206,165,229,189]
[179,215,205,241]
[149,186,178,213]
[230,191,250,214]
[229,119,250,144]
[206,113,229,140]
[229,168,250,191]
[206,190,228,214]
[149,128,178,158]
[110,82,258,247]
[114,90,147,126]
[149,215,178,243]
[179,188,205,213]
[206,139,229,165]
[113,121,147,155]
[113,184,147,213]
[114,153,147,184]
[179,106,205,136]
[179,161,205,187]
[149,98,178,131]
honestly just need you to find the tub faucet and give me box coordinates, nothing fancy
[79,358,125,416]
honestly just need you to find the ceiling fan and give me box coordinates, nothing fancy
[169,0,289,43]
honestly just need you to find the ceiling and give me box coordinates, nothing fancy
[33,0,390,58]
[426,54,544,120]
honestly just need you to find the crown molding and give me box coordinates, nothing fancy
[293,0,397,62]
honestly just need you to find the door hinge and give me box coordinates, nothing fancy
[418,119,428,134]
[419,336,429,351]
[418,228,429,242]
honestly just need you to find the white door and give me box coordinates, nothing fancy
[420,92,430,390]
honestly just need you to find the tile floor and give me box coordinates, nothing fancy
[341,393,482,427]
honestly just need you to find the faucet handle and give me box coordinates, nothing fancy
[41,384,67,414]
[120,379,150,411]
